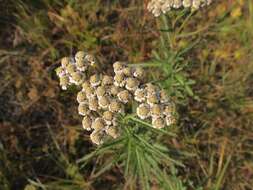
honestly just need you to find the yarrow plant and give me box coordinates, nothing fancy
[147,0,213,17]
[51,1,218,189]
[56,51,177,145]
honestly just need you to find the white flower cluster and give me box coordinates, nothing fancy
[135,84,176,129]
[56,51,176,145]
[55,51,95,90]
[147,0,213,17]
[112,62,176,129]
[77,73,129,145]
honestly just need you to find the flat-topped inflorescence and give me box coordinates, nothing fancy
[147,0,213,17]
[111,62,176,129]
[76,73,126,145]
[56,52,177,145]
[55,51,96,90]
[134,83,176,129]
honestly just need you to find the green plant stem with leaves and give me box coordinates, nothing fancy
[74,11,199,190]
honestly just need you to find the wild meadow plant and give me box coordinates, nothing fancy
[53,1,214,189]
[147,0,213,17]
[3,0,251,189]
[56,53,177,145]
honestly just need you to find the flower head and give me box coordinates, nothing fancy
[60,75,70,89]
[114,73,126,87]
[137,103,150,120]
[56,67,66,77]
[92,118,105,130]
[123,67,133,77]
[110,85,121,96]
[103,111,114,125]
[165,115,176,126]
[109,100,124,113]
[90,74,102,87]
[113,61,126,73]
[96,86,106,98]
[56,51,177,145]
[133,67,145,80]
[61,57,71,68]
[82,116,93,131]
[147,0,213,17]
[106,126,120,139]
[151,104,163,118]
[117,90,132,104]
[71,72,84,85]
[98,96,110,109]
[90,130,105,145]
[152,117,165,129]
[88,97,99,111]
[125,77,139,91]
[134,88,146,103]
[78,103,90,116]
[77,91,87,103]
[102,75,113,86]
[66,63,76,75]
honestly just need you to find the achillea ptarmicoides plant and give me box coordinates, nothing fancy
[56,51,176,145]
[147,0,213,17]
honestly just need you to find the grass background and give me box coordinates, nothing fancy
[0,0,253,189]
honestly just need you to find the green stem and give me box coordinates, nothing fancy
[214,155,232,190]
[178,10,195,33]
[176,24,212,39]
[129,62,162,67]
[161,15,173,50]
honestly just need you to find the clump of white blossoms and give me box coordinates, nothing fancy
[55,51,96,90]
[147,0,213,17]
[135,84,176,129]
[56,51,176,145]
[112,62,176,129]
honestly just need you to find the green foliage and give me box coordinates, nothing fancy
[77,115,185,189]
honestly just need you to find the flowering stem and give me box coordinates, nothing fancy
[161,14,173,51]
[129,62,163,67]
[178,10,195,33]
[176,24,212,39]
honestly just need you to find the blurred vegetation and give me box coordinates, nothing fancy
[0,0,253,189]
